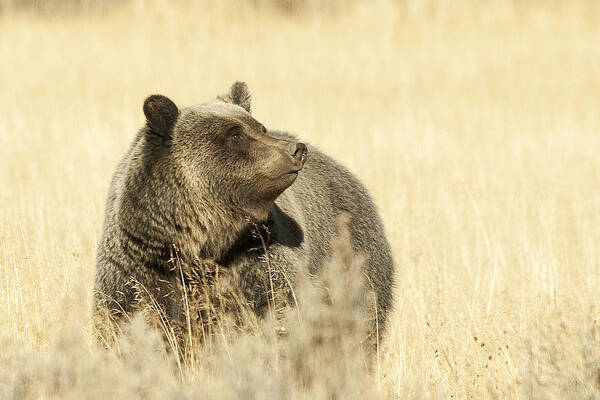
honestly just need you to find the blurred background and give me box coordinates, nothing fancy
[1,0,600,398]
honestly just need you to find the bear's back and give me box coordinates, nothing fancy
[271,132,394,326]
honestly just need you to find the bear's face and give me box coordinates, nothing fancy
[142,82,308,222]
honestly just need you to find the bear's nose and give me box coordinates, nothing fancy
[294,143,307,158]
[287,142,308,164]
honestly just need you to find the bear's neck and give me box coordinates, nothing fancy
[169,188,270,262]
[119,152,276,268]
[118,168,267,273]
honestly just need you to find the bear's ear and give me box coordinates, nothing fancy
[143,95,179,138]
[218,81,251,113]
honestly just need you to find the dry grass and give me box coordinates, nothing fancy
[2,0,600,398]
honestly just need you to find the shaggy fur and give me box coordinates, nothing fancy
[94,82,394,343]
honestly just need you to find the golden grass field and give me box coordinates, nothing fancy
[2,0,600,398]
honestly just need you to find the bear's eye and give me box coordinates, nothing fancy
[227,126,243,142]
[261,125,267,134]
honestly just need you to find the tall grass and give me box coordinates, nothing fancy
[1,0,600,398]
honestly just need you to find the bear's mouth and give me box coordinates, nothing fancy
[281,169,300,178]
[285,163,305,176]
[276,165,303,181]
[276,144,307,180]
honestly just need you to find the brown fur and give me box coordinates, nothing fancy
[93,82,394,346]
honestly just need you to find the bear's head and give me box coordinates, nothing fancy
[141,82,308,224]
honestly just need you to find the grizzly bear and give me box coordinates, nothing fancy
[94,82,394,344]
